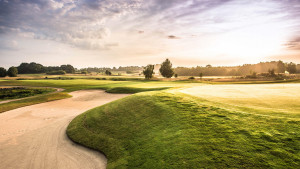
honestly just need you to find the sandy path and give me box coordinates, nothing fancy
[0,90,129,169]
[0,86,64,104]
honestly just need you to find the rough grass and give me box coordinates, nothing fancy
[67,91,300,168]
[0,92,71,113]
[0,87,55,100]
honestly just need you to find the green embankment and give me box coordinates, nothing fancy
[67,91,300,168]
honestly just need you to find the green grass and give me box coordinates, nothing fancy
[0,87,55,100]
[180,84,300,118]
[67,90,300,168]
[0,92,71,113]
[0,79,190,112]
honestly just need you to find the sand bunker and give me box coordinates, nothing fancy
[0,90,129,169]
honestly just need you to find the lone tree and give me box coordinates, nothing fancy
[105,70,112,75]
[159,59,174,78]
[199,72,203,80]
[0,67,7,77]
[7,66,18,77]
[277,60,285,73]
[143,64,154,79]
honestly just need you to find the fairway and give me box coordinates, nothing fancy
[180,83,300,117]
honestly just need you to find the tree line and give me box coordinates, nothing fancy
[174,61,299,76]
[17,62,75,74]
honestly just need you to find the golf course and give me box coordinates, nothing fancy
[0,78,299,168]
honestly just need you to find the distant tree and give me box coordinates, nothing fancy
[206,64,212,68]
[199,72,203,80]
[277,60,285,73]
[174,74,178,78]
[81,70,88,75]
[0,67,7,77]
[60,64,75,73]
[268,69,275,77]
[46,70,66,75]
[7,67,18,77]
[159,59,174,78]
[286,62,297,74]
[17,62,45,74]
[105,70,112,75]
[143,64,154,79]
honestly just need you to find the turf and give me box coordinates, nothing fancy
[0,79,189,112]
[67,90,300,168]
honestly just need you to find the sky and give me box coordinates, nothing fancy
[1,0,300,68]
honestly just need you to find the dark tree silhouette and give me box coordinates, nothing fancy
[105,70,112,75]
[60,64,75,73]
[159,59,174,78]
[7,67,18,77]
[0,67,6,77]
[143,64,154,79]
[286,62,297,74]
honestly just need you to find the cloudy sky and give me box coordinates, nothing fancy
[1,0,300,68]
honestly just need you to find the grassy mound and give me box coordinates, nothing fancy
[67,91,300,168]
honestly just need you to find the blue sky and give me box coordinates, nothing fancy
[1,0,300,68]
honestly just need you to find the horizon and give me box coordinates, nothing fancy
[1,59,299,70]
[1,0,300,68]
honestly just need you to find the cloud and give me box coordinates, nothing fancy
[0,39,19,50]
[285,37,300,50]
[0,0,142,50]
[167,35,180,39]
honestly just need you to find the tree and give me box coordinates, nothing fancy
[277,60,285,73]
[0,67,6,77]
[174,74,178,78]
[268,69,275,77]
[199,72,203,80]
[159,59,174,78]
[286,62,296,74]
[143,64,154,79]
[105,70,112,75]
[60,64,75,73]
[7,67,18,77]
[206,64,212,68]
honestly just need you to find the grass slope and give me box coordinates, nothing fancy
[67,91,300,168]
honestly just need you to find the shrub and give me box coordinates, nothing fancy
[188,76,195,80]
[46,70,66,75]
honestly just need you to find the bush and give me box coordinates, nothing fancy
[46,70,66,75]
[188,76,195,80]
